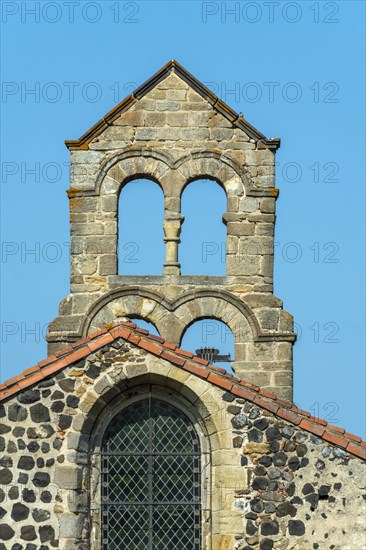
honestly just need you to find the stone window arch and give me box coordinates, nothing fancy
[99,393,205,549]
[180,178,227,275]
[118,178,164,275]
[181,318,235,373]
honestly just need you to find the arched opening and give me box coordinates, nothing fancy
[100,395,202,549]
[181,318,234,373]
[180,179,227,275]
[118,178,164,275]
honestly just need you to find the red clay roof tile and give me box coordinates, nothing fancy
[0,319,364,460]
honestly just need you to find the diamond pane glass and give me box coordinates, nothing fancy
[101,397,201,549]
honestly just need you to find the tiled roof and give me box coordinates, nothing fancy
[65,59,280,151]
[1,320,365,460]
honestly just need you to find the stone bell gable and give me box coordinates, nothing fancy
[0,321,365,549]
[47,60,296,401]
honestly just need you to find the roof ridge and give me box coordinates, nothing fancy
[64,60,280,151]
[1,320,365,460]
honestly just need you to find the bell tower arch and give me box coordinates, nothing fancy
[47,60,296,399]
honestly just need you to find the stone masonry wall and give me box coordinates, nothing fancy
[47,67,296,399]
[0,340,365,549]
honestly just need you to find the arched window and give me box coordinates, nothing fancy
[118,178,164,275]
[101,396,202,549]
[180,179,226,275]
[181,319,234,373]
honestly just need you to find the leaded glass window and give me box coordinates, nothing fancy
[101,396,202,549]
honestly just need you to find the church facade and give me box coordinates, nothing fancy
[0,61,365,550]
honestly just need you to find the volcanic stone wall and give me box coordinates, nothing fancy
[0,339,365,549]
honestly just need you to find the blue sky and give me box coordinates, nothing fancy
[1,1,365,437]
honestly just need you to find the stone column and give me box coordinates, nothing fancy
[163,214,184,275]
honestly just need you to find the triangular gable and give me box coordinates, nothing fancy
[0,320,365,460]
[65,60,280,151]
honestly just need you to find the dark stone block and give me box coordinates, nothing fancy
[0,437,5,453]
[0,524,15,540]
[13,427,25,437]
[86,364,100,379]
[66,395,79,408]
[249,428,263,442]
[305,493,319,510]
[0,468,13,485]
[53,439,62,450]
[276,502,297,517]
[30,404,50,423]
[27,442,41,454]
[282,426,295,439]
[38,379,55,388]
[18,390,40,404]
[59,415,72,429]
[51,401,64,413]
[259,456,272,467]
[32,508,51,522]
[0,405,4,418]
[269,441,280,453]
[288,519,305,536]
[0,424,11,435]
[296,444,308,457]
[0,456,12,468]
[42,390,51,398]
[260,540,273,550]
[18,473,28,484]
[9,487,19,499]
[0,489,4,503]
[33,472,50,488]
[59,379,75,392]
[261,521,279,536]
[23,489,36,503]
[302,483,314,495]
[252,477,268,490]
[0,507,6,520]
[300,458,309,468]
[41,443,50,453]
[266,427,281,441]
[40,491,52,503]
[11,503,29,521]
[318,485,330,498]
[284,440,296,452]
[288,457,300,470]
[246,519,258,535]
[39,525,55,543]
[249,406,261,419]
[231,413,248,429]
[20,526,37,541]
[254,418,269,431]
[51,391,64,401]
[227,405,241,415]
[7,441,17,453]
[286,482,296,497]
[254,465,266,476]
[241,456,248,466]
[250,498,264,513]
[8,404,27,422]
[18,456,35,471]
[273,452,287,466]
[264,503,276,513]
